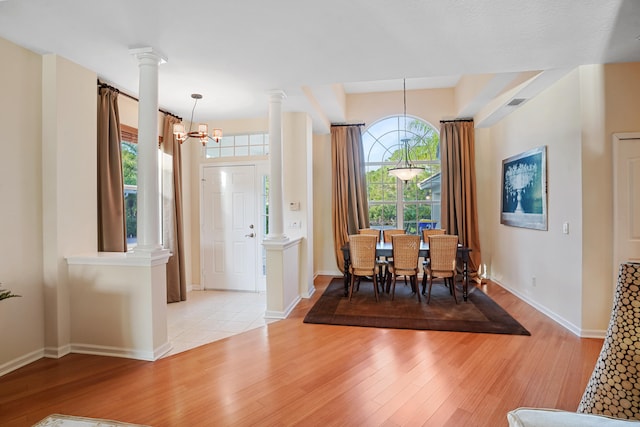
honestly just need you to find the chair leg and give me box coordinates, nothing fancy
[427,276,434,304]
[414,275,421,302]
[450,277,458,304]
[385,270,391,293]
[372,274,379,302]
[349,274,356,301]
[421,271,428,295]
[391,275,397,301]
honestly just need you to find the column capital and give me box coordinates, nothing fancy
[128,46,167,65]
[268,90,287,102]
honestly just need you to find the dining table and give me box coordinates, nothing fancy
[341,241,473,301]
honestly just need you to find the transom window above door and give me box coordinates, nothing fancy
[362,116,441,234]
[205,132,269,159]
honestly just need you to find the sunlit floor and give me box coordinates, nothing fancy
[164,289,278,357]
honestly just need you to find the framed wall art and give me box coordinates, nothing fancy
[500,145,547,230]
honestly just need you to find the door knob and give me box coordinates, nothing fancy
[245,233,255,238]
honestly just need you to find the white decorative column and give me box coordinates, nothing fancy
[263,90,302,319]
[128,47,168,256]
[266,90,287,241]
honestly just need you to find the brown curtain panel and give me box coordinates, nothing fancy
[97,86,127,252]
[162,115,187,302]
[331,125,370,273]
[440,120,482,274]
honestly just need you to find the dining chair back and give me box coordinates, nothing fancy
[421,228,445,242]
[348,234,380,302]
[383,228,405,243]
[423,234,459,304]
[358,228,380,242]
[386,234,421,302]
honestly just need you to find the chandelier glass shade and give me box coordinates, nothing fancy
[388,79,423,182]
[388,138,423,181]
[173,94,222,146]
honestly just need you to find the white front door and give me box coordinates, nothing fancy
[613,133,640,271]
[202,165,257,291]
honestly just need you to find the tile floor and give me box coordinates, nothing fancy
[164,289,278,357]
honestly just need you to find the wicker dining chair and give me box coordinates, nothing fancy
[358,228,380,242]
[382,228,405,243]
[348,234,380,302]
[421,228,446,281]
[423,234,459,304]
[421,228,446,242]
[379,229,405,290]
[386,234,421,302]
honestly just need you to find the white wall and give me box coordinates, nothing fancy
[0,37,45,373]
[282,112,314,296]
[312,133,338,275]
[42,54,98,355]
[481,69,585,331]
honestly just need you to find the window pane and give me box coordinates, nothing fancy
[205,147,220,158]
[234,145,249,156]
[235,134,249,147]
[250,145,265,156]
[124,186,137,247]
[220,135,234,147]
[250,134,264,145]
[370,204,396,228]
[368,182,384,202]
[121,139,137,249]
[403,203,419,234]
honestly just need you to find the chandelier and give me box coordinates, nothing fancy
[173,93,222,146]
[388,79,423,182]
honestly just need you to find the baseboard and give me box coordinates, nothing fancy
[491,277,606,338]
[70,343,158,361]
[265,295,301,319]
[0,349,44,377]
[153,341,173,360]
[44,344,71,359]
[303,286,316,299]
[316,269,342,276]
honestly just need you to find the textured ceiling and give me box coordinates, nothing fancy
[0,0,639,132]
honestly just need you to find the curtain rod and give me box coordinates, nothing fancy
[440,119,473,123]
[331,123,365,127]
[97,80,182,120]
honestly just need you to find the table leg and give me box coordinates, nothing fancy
[463,258,469,301]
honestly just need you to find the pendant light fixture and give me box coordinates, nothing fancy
[388,79,423,182]
[173,93,223,146]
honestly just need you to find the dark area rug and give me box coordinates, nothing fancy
[303,277,530,335]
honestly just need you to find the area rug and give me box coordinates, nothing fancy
[33,414,150,427]
[303,278,530,335]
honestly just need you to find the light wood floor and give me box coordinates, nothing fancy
[0,276,603,427]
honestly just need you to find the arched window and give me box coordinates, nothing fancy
[362,116,441,234]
